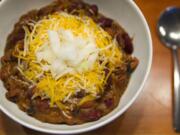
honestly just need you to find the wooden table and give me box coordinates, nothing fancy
[1,0,180,135]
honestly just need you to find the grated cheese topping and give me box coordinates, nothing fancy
[13,12,123,110]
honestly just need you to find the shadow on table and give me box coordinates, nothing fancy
[1,109,143,135]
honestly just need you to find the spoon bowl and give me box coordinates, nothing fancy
[158,7,180,49]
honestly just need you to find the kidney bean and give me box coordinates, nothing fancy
[116,33,134,54]
[116,33,124,48]
[68,4,78,12]
[89,4,98,16]
[26,86,35,99]
[36,99,49,112]
[122,33,133,54]
[98,17,113,28]
[104,98,113,108]
[87,109,102,121]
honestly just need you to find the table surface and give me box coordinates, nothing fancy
[1,0,180,135]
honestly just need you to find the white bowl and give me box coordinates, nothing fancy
[0,0,152,134]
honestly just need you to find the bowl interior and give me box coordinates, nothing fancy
[0,0,152,134]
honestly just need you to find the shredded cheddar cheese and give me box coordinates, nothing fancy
[13,12,123,110]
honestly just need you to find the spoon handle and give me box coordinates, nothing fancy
[173,49,180,132]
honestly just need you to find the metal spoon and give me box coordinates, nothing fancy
[157,7,180,132]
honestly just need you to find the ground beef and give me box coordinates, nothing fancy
[0,0,139,124]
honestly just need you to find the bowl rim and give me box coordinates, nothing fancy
[0,0,153,134]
